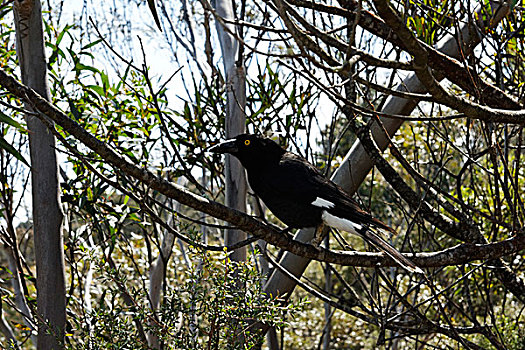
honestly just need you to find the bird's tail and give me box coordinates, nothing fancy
[360,228,423,274]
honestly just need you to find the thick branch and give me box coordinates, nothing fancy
[349,113,525,301]
[373,0,525,123]
[329,231,525,268]
[286,0,521,111]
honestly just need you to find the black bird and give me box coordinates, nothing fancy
[210,134,422,273]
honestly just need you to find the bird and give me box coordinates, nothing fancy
[209,133,422,274]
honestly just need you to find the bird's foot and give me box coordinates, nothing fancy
[311,235,323,247]
[310,224,326,247]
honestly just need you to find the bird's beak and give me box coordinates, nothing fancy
[208,139,238,154]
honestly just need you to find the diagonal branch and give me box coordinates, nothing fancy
[286,0,521,111]
[1,68,523,271]
[372,0,525,124]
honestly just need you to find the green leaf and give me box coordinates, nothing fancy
[0,135,28,165]
[56,24,73,46]
[0,110,24,130]
[75,63,100,74]
[81,39,103,51]
[86,85,106,97]
[99,70,109,90]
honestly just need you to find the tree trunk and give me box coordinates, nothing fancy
[5,245,37,344]
[1,203,37,345]
[13,1,65,348]
[147,182,186,348]
[147,215,176,349]
[214,0,247,262]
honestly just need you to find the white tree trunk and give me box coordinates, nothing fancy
[147,216,176,349]
[1,209,37,345]
[14,1,65,348]
[215,0,248,262]
[0,312,15,347]
[147,177,189,348]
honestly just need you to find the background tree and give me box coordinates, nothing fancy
[13,0,65,348]
[215,0,249,264]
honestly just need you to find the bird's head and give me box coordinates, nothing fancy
[209,134,285,169]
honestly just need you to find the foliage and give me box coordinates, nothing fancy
[67,246,299,349]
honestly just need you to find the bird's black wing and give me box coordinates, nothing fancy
[278,153,393,233]
[249,152,320,201]
[272,153,324,197]
[246,152,323,228]
[317,182,395,233]
[263,153,421,273]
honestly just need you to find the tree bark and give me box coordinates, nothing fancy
[5,246,37,343]
[214,0,248,262]
[13,1,65,348]
[0,308,16,347]
[147,181,186,348]
[147,215,176,349]
[1,204,37,345]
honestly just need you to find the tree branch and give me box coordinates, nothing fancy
[1,68,524,271]
[373,0,525,124]
[287,0,521,111]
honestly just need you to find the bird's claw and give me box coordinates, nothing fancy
[311,224,326,247]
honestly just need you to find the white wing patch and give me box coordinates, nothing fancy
[311,197,335,209]
[321,211,362,235]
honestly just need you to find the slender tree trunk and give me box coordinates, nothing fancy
[147,215,176,349]
[214,5,248,347]
[13,1,65,348]
[1,203,37,345]
[6,246,37,342]
[214,0,247,262]
[322,235,331,349]
[147,182,186,349]
[252,198,280,349]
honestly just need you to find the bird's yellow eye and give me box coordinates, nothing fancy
[244,140,251,146]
